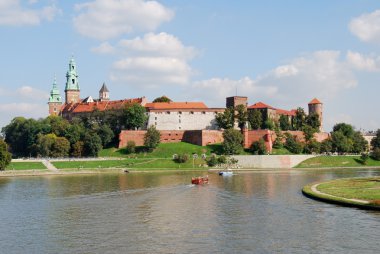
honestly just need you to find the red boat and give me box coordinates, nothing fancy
[191,176,209,185]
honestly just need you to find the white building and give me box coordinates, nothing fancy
[145,102,224,130]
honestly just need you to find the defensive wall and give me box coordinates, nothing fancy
[119,129,329,152]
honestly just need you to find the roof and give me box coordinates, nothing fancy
[276,109,296,116]
[99,83,109,93]
[145,102,208,110]
[61,97,144,114]
[308,98,322,104]
[247,102,275,110]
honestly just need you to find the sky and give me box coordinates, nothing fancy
[1,0,380,132]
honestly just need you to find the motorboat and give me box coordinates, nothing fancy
[191,176,209,185]
[218,169,233,176]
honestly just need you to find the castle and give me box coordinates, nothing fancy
[49,58,325,151]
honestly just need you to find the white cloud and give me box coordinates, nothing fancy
[91,42,115,54]
[189,77,278,107]
[274,65,299,78]
[0,0,59,26]
[109,33,195,86]
[346,51,380,72]
[0,103,47,128]
[349,9,380,43]
[73,0,174,40]
[16,86,49,100]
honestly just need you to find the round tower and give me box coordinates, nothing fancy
[308,98,323,131]
[48,77,63,116]
[65,57,80,103]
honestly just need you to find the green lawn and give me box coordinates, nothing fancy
[296,155,380,168]
[317,177,380,201]
[52,158,153,169]
[6,162,46,170]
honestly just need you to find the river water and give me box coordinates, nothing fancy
[0,169,379,254]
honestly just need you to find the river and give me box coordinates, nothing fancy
[0,169,379,254]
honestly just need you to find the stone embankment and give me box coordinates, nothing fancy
[232,155,316,169]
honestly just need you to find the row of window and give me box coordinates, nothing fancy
[152,111,218,115]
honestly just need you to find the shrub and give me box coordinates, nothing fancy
[284,135,304,154]
[250,138,267,155]
[222,129,243,155]
[126,141,136,154]
[217,155,227,164]
[371,148,380,161]
[304,140,321,154]
[206,155,218,167]
[272,137,283,149]
[360,153,369,165]
[320,139,332,153]
[174,153,189,163]
[144,125,161,151]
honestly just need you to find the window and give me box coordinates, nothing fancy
[166,111,170,114]
[155,122,157,125]
[54,107,57,112]
[179,127,181,130]
[202,111,206,114]
[179,119,181,123]
[155,117,157,120]
[179,111,182,114]
[190,111,194,114]
[72,79,75,84]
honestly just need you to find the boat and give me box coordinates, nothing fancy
[191,176,209,185]
[218,171,233,176]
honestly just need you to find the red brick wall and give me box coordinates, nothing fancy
[119,130,224,148]
[243,129,273,151]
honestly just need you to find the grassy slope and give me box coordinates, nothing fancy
[6,162,46,170]
[296,156,380,168]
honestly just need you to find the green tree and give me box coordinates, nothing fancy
[123,103,148,130]
[36,133,56,157]
[215,107,235,129]
[284,133,304,154]
[263,119,275,130]
[0,139,12,170]
[64,123,85,145]
[51,137,70,157]
[152,96,172,103]
[97,124,114,147]
[333,123,355,138]
[222,128,243,155]
[304,139,321,154]
[250,138,267,155]
[71,141,84,157]
[126,141,136,154]
[144,125,161,151]
[279,115,291,131]
[371,148,380,161]
[352,132,368,153]
[83,132,103,157]
[305,113,321,131]
[248,110,263,130]
[302,125,317,142]
[331,131,353,154]
[235,104,247,130]
[320,139,333,153]
[370,129,380,149]
[293,107,306,131]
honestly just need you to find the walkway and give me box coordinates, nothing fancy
[310,183,369,204]
[42,160,58,172]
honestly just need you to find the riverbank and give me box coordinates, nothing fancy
[302,177,380,210]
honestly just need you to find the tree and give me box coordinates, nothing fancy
[279,115,291,131]
[305,113,321,131]
[263,119,275,130]
[370,129,380,149]
[222,128,243,155]
[302,125,317,142]
[83,132,103,157]
[122,103,148,130]
[36,133,56,157]
[71,141,84,157]
[153,96,172,103]
[250,138,267,155]
[333,123,355,138]
[0,139,12,171]
[371,148,380,161]
[320,139,332,153]
[51,137,70,157]
[144,125,161,151]
[293,107,306,131]
[331,131,353,154]
[126,141,136,154]
[304,139,321,154]
[215,107,235,129]
[284,133,304,154]
[97,124,114,147]
[248,110,262,130]
[351,132,368,154]
[235,104,247,130]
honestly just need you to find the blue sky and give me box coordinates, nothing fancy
[1,0,380,131]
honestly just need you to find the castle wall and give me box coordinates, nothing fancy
[146,111,220,131]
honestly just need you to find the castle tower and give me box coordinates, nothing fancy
[65,57,80,103]
[308,98,323,131]
[99,82,110,101]
[48,77,63,116]
[226,96,248,109]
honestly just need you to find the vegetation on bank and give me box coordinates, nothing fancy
[302,177,380,209]
[296,155,380,168]
[6,162,46,170]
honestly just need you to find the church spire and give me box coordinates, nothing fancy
[48,76,63,116]
[65,56,80,103]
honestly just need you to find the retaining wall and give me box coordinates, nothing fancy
[232,155,316,169]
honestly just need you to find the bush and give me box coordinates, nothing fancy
[144,125,161,151]
[272,137,283,149]
[284,134,304,154]
[174,153,189,163]
[222,129,243,155]
[206,155,218,167]
[371,148,380,161]
[126,141,136,154]
[217,155,227,164]
[360,153,369,165]
[304,140,321,154]
[250,138,267,155]
[320,139,332,153]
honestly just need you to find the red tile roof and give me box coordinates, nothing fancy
[145,102,208,110]
[276,109,296,116]
[308,98,322,104]
[247,102,275,109]
[61,98,144,114]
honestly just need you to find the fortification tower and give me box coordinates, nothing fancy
[48,77,63,116]
[99,83,110,101]
[226,96,248,109]
[308,98,323,131]
[65,57,80,103]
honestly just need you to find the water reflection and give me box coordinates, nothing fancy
[0,169,379,254]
